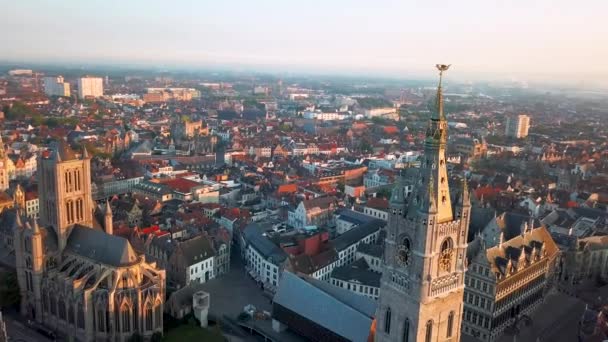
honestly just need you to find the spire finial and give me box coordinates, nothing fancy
[436,64,451,86]
[434,64,450,120]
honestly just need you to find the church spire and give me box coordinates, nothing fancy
[433,64,450,121]
[105,200,113,235]
[390,170,406,206]
[414,64,453,223]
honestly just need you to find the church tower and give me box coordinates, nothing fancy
[375,65,470,342]
[38,141,94,252]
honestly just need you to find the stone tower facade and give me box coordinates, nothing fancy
[13,140,166,341]
[375,66,471,342]
[38,141,94,251]
[0,135,9,191]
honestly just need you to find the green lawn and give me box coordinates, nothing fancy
[163,323,224,342]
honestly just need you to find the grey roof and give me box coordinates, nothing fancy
[65,226,139,267]
[0,209,20,235]
[333,219,385,252]
[273,271,375,342]
[357,242,383,258]
[336,209,375,226]
[469,206,495,236]
[331,258,381,287]
[178,235,215,265]
[243,223,287,265]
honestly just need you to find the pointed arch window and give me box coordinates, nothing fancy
[121,304,132,332]
[58,298,66,320]
[402,318,410,342]
[77,304,85,329]
[42,291,49,313]
[155,300,162,329]
[447,311,455,338]
[384,307,392,334]
[50,296,57,316]
[145,302,154,331]
[97,307,105,332]
[425,320,433,342]
[68,304,75,325]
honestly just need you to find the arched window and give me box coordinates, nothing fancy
[42,292,48,313]
[50,296,57,316]
[145,303,153,331]
[384,307,392,334]
[447,311,455,337]
[402,318,410,342]
[425,320,433,342]
[68,305,75,325]
[58,298,66,320]
[121,304,131,333]
[155,300,162,329]
[77,305,85,329]
[97,308,105,332]
[441,238,453,251]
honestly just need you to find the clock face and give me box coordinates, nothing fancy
[395,237,411,267]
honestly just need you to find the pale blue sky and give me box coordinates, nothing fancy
[2,0,607,83]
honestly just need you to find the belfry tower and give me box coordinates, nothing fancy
[375,65,470,342]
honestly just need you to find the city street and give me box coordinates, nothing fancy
[199,245,273,320]
[4,313,53,342]
[497,290,586,342]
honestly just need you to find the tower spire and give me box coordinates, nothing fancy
[434,64,450,121]
[105,200,113,235]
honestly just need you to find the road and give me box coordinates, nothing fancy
[4,313,53,342]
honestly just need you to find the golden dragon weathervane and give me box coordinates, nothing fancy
[436,64,451,85]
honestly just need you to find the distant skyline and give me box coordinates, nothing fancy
[2,0,608,87]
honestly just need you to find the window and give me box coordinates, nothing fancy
[121,305,131,332]
[425,320,433,342]
[385,307,392,334]
[145,303,153,331]
[77,305,85,329]
[97,308,105,332]
[447,311,454,338]
[155,301,162,329]
[403,318,410,342]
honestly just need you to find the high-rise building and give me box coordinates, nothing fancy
[42,76,70,97]
[504,114,530,138]
[374,65,470,342]
[13,140,165,341]
[77,76,104,98]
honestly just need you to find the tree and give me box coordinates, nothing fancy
[150,332,163,342]
[127,332,143,342]
[0,271,21,309]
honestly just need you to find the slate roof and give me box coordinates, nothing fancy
[336,209,375,225]
[243,223,287,265]
[273,271,375,342]
[178,235,215,265]
[333,219,385,252]
[65,225,139,267]
[485,226,558,279]
[331,258,381,287]
[289,248,338,275]
[357,242,383,258]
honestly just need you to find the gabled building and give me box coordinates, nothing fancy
[288,196,337,229]
[463,226,558,341]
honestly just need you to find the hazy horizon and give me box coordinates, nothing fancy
[2,0,607,87]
